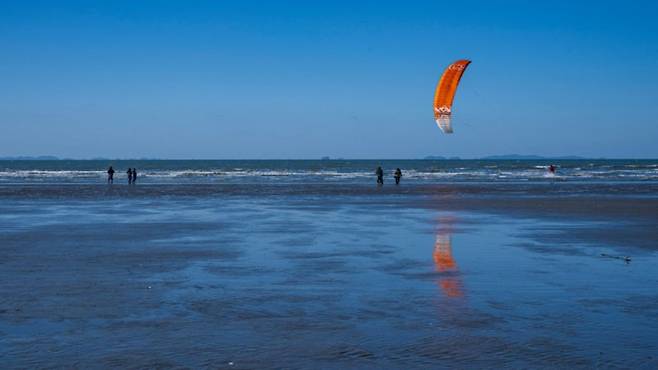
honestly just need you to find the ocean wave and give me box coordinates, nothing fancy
[0,170,105,178]
[1,166,657,184]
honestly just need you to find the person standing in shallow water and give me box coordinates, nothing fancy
[394,168,402,185]
[376,166,384,185]
[107,166,115,184]
[126,168,133,184]
[132,168,137,184]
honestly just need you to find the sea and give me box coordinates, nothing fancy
[1,159,657,185]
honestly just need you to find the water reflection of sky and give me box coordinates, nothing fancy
[430,214,658,366]
[2,197,658,368]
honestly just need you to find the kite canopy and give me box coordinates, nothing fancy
[433,59,471,134]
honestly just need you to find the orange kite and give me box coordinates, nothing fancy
[433,59,471,134]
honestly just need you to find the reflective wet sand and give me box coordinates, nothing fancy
[1,191,657,368]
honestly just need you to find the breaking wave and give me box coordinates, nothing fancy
[1,160,657,184]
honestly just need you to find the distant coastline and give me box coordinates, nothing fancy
[0,156,60,161]
[0,155,649,161]
[0,156,154,161]
[424,154,588,160]
[477,154,587,160]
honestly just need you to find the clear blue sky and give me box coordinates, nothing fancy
[1,0,657,159]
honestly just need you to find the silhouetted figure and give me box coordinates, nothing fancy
[132,168,137,184]
[548,164,556,174]
[107,166,115,184]
[376,166,384,185]
[394,168,402,185]
[127,168,133,184]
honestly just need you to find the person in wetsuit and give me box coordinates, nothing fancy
[107,166,115,184]
[394,168,402,185]
[132,168,137,184]
[127,168,133,184]
[548,164,556,174]
[376,166,384,185]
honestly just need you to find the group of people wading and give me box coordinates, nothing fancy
[374,165,556,185]
[105,164,557,185]
[375,166,403,186]
[106,166,137,184]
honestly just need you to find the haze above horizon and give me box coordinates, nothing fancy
[1,1,657,159]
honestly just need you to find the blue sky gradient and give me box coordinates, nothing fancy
[1,0,657,158]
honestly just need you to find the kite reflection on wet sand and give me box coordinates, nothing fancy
[433,216,464,298]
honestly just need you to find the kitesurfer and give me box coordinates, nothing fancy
[394,168,402,185]
[376,166,384,185]
[107,166,115,184]
[127,168,133,184]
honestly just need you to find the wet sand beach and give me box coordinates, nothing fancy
[1,183,658,369]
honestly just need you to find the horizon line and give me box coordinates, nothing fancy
[1,156,657,161]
